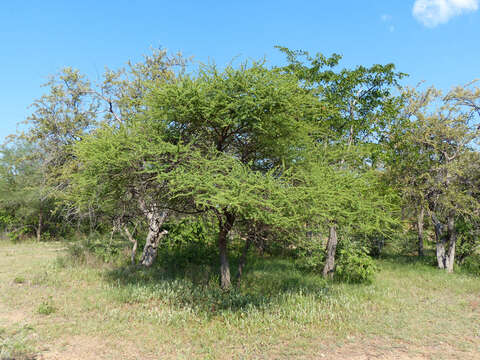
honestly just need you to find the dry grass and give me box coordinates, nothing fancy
[0,241,479,359]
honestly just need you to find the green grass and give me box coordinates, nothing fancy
[13,276,25,284]
[36,298,56,315]
[0,240,479,359]
[0,324,37,360]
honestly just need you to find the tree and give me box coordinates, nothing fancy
[291,154,399,278]
[69,60,321,289]
[145,61,327,288]
[0,140,55,241]
[388,85,480,271]
[13,50,189,261]
[277,47,404,274]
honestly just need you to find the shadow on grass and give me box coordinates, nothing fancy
[103,242,329,314]
[378,250,437,266]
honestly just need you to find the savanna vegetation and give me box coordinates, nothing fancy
[1,47,480,359]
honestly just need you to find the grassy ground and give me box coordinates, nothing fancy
[1,241,479,359]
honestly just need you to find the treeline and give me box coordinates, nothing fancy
[1,48,479,288]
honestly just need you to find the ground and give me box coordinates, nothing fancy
[1,241,479,359]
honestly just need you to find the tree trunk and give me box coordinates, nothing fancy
[138,199,169,267]
[417,205,424,257]
[36,212,42,242]
[140,217,168,267]
[432,216,447,269]
[436,240,446,269]
[431,212,456,271]
[123,226,138,265]
[445,212,456,273]
[218,212,235,290]
[323,224,338,278]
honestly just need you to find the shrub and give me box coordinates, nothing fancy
[8,227,29,243]
[65,233,128,265]
[157,219,217,269]
[293,235,326,273]
[459,254,480,276]
[335,241,377,284]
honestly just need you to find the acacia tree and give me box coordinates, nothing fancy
[290,153,399,278]
[277,47,404,272]
[389,85,480,271]
[11,50,189,260]
[70,123,177,265]
[70,60,321,288]
[88,49,188,262]
[142,61,322,288]
[0,141,55,240]
[1,66,99,238]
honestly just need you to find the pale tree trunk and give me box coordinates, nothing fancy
[445,213,456,273]
[431,212,456,271]
[432,216,447,269]
[436,240,446,269]
[417,205,424,257]
[123,226,138,265]
[323,224,338,278]
[138,199,169,267]
[218,212,235,290]
[36,212,42,242]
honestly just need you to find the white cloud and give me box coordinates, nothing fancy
[413,0,479,27]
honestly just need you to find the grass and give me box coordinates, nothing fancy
[36,298,56,316]
[0,325,37,360]
[0,240,479,359]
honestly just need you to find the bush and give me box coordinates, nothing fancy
[293,235,326,273]
[7,227,29,243]
[157,219,217,269]
[335,241,377,284]
[459,254,480,276]
[66,233,128,264]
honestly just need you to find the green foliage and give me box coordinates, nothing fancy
[456,217,480,263]
[335,240,377,284]
[3,46,480,288]
[293,157,400,236]
[66,233,128,264]
[7,227,29,243]
[459,255,480,276]
[0,213,14,231]
[276,46,405,147]
[159,219,217,268]
[293,236,326,273]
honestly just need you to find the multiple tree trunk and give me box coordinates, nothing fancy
[120,200,457,283]
[139,207,169,267]
[122,226,138,265]
[121,196,170,267]
[431,212,456,272]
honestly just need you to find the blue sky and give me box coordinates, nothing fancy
[1,0,479,142]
